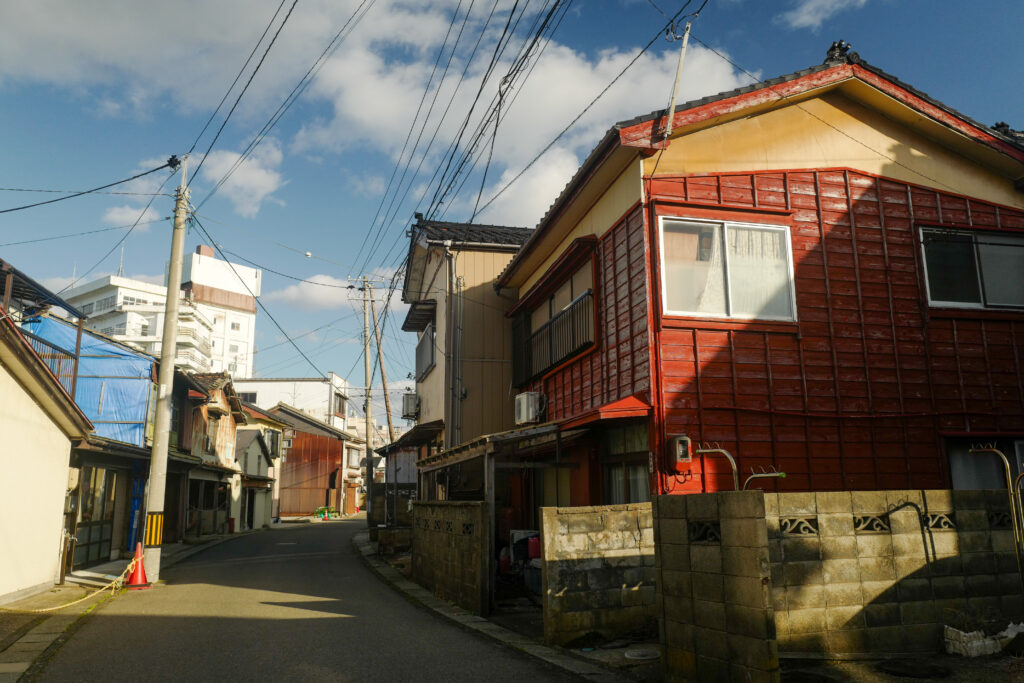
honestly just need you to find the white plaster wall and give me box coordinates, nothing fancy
[0,363,73,602]
[183,253,262,297]
[233,375,349,431]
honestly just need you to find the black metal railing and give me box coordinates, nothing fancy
[21,329,77,394]
[514,290,594,386]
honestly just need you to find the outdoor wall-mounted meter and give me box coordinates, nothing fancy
[671,435,692,468]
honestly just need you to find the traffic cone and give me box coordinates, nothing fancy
[322,508,329,521]
[126,542,150,590]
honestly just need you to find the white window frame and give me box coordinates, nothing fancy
[919,227,1024,310]
[658,216,798,322]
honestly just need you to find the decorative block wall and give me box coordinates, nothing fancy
[540,503,657,645]
[654,489,1023,682]
[412,501,489,616]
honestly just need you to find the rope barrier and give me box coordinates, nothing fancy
[0,558,137,614]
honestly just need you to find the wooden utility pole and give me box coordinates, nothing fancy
[363,278,373,525]
[143,155,187,582]
[370,291,395,442]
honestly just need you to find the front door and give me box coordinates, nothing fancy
[246,490,255,529]
[73,467,118,568]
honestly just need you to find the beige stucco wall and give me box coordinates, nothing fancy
[644,90,1024,211]
[414,245,519,448]
[0,362,73,601]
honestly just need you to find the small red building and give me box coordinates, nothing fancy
[482,46,1024,522]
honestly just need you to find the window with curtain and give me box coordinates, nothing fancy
[660,218,796,321]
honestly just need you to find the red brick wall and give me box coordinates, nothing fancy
[648,169,1024,494]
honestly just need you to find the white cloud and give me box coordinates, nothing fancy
[776,0,868,30]
[198,138,285,217]
[263,273,353,311]
[102,204,163,228]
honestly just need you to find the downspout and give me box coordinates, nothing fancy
[444,242,455,449]
[455,272,465,447]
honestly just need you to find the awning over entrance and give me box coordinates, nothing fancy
[559,395,651,430]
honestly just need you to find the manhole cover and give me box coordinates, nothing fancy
[623,646,659,661]
[874,659,951,679]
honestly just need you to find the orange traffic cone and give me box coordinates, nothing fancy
[126,542,150,590]
[322,508,329,521]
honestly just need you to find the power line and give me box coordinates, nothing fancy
[0,187,171,197]
[193,213,354,270]
[191,213,325,378]
[197,0,376,210]
[352,0,508,275]
[0,218,168,247]
[54,169,177,295]
[190,0,300,183]
[188,0,289,154]
[474,4,693,216]
[0,162,172,215]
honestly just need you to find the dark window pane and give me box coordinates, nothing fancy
[923,231,981,304]
[978,233,1024,307]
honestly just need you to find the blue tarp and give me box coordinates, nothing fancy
[22,317,154,447]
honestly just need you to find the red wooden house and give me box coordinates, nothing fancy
[478,44,1024,522]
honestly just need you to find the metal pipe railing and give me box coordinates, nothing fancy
[695,447,740,491]
[743,471,787,490]
[969,445,1024,596]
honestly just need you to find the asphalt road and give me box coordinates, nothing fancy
[36,520,578,682]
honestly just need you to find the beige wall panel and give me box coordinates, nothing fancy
[520,158,643,295]
[643,91,1024,210]
[0,362,73,601]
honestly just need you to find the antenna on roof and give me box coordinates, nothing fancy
[118,245,125,277]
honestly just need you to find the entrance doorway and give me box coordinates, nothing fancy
[73,467,117,568]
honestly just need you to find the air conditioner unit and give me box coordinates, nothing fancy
[514,392,544,425]
[402,393,420,420]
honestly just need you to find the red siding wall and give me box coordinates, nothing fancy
[278,432,343,515]
[530,206,652,420]
[649,169,1024,494]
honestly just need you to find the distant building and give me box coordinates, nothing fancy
[232,373,350,432]
[182,245,261,377]
[62,246,261,377]
[62,275,214,373]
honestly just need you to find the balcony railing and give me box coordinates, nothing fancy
[514,290,594,386]
[21,329,77,394]
[177,328,211,354]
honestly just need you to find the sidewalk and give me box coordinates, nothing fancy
[351,529,628,683]
[0,531,252,682]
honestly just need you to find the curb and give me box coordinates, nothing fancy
[350,530,627,682]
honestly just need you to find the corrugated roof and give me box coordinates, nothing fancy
[413,219,532,246]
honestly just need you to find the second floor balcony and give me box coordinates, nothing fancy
[513,290,594,387]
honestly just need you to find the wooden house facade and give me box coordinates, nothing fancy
[490,46,1024,516]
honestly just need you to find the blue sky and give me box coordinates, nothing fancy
[1,0,1021,418]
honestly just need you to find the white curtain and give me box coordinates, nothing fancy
[727,227,793,318]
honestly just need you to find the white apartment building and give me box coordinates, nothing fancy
[232,373,350,431]
[62,246,261,377]
[182,245,261,378]
[63,276,214,372]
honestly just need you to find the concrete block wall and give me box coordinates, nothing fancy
[768,489,1023,656]
[540,503,656,645]
[654,489,1023,681]
[412,501,489,616]
[654,491,778,683]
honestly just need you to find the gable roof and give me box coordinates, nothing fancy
[0,306,92,438]
[497,45,1024,289]
[412,219,533,246]
[403,217,533,304]
[268,402,356,441]
[235,428,273,467]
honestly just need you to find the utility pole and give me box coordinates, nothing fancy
[370,291,395,442]
[143,154,187,581]
[362,278,373,526]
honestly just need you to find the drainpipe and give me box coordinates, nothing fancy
[455,273,465,447]
[444,242,455,449]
